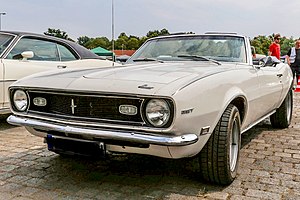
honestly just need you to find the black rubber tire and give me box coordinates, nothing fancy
[270,89,293,128]
[199,104,241,185]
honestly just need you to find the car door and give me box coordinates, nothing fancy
[2,37,77,110]
[256,62,284,115]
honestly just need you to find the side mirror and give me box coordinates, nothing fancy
[12,51,34,60]
[21,51,34,59]
[260,56,280,67]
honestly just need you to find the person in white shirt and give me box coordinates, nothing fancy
[287,40,300,82]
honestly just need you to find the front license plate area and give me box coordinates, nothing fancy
[46,134,106,158]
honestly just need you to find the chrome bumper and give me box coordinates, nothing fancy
[7,115,198,146]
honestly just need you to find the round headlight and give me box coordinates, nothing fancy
[145,99,170,127]
[13,90,28,112]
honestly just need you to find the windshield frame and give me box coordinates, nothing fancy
[127,34,248,64]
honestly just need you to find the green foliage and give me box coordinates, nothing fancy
[250,35,271,55]
[77,36,91,46]
[250,34,296,56]
[281,37,295,55]
[114,32,128,50]
[44,28,74,41]
[45,28,299,54]
[84,37,110,50]
[127,37,139,50]
[146,28,170,38]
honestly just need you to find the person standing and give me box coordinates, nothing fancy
[268,34,281,60]
[286,40,300,82]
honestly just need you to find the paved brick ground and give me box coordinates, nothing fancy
[0,93,300,199]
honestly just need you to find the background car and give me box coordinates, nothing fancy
[0,31,117,114]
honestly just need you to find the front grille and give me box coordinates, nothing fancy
[28,91,144,124]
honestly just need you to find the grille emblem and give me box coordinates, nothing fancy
[89,102,94,116]
[33,97,47,106]
[70,99,77,114]
[119,105,137,115]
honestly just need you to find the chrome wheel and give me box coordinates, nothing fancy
[286,91,292,124]
[230,118,240,172]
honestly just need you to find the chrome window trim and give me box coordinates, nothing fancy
[2,35,80,60]
[0,32,17,58]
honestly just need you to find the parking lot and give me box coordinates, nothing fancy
[0,93,300,200]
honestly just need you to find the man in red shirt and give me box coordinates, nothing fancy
[268,34,281,59]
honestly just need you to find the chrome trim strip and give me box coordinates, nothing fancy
[0,33,17,58]
[241,111,275,134]
[0,79,17,83]
[7,115,198,146]
[25,111,145,127]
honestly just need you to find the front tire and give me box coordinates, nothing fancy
[270,89,293,128]
[199,104,241,185]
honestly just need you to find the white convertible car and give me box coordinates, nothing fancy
[0,31,116,114]
[7,33,293,184]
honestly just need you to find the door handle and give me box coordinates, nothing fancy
[57,65,67,69]
[277,73,283,77]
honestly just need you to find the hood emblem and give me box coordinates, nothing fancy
[138,84,154,90]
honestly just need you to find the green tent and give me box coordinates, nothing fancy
[91,47,114,56]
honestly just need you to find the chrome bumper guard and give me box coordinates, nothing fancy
[7,115,198,146]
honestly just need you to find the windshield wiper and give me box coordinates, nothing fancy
[177,55,221,65]
[132,58,164,63]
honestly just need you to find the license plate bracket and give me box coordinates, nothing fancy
[46,134,106,158]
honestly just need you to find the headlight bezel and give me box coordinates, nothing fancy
[11,89,29,112]
[142,98,174,128]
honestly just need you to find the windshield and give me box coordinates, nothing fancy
[0,34,14,56]
[127,35,247,63]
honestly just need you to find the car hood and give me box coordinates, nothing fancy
[13,62,232,96]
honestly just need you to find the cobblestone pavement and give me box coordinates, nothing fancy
[1,94,300,200]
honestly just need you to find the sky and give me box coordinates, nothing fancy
[1,0,299,41]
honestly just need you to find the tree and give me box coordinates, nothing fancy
[139,36,148,47]
[127,37,139,50]
[44,28,73,41]
[77,36,91,46]
[251,34,296,56]
[250,35,271,55]
[71,28,300,54]
[84,37,110,50]
[114,32,129,50]
[146,28,170,38]
[281,37,295,55]
[115,37,127,50]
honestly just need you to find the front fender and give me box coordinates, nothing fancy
[169,73,248,138]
